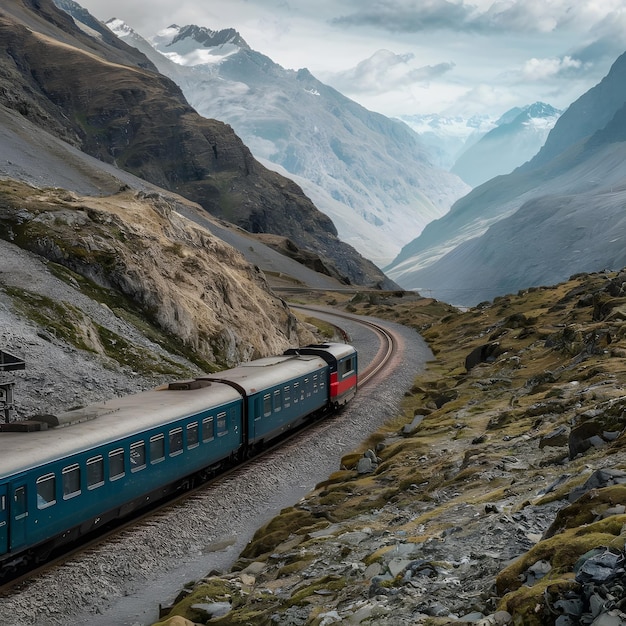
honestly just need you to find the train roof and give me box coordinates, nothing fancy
[0,381,242,479]
[284,343,357,360]
[204,354,328,395]
[308,343,356,359]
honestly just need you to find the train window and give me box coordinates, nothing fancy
[217,411,227,437]
[293,382,299,403]
[131,442,146,471]
[340,357,355,378]
[169,428,183,456]
[109,448,125,480]
[62,464,81,499]
[263,394,271,417]
[253,397,262,421]
[284,385,291,408]
[187,422,199,448]
[36,474,56,509]
[87,456,104,489]
[150,434,165,463]
[202,416,214,442]
[274,389,282,412]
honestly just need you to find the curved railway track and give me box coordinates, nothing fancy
[0,309,399,595]
[291,305,396,386]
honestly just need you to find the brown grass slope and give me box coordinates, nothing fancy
[0,179,316,369]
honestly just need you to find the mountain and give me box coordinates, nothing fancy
[0,0,345,372]
[93,18,470,268]
[450,103,561,187]
[385,52,626,306]
[399,105,561,187]
[399,113,496,170]
[3,0,396,291]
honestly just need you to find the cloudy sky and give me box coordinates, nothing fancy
[76,0,626,120]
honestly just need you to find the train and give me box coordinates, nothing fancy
[0,342,357,577]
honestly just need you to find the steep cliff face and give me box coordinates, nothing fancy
[0,0,393,288]
[0,180,314,368]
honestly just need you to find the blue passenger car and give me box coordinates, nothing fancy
[0,380,243,569]
[205,353,329,449]
[0,343,358,575]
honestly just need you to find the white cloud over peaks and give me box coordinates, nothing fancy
[327,49,455,95]
[479,0,562,33]
[572,9,626,64]
[521,56,585,81]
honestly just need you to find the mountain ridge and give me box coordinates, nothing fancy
[450,102,561,187]
[7,0,395,290]
[100,16,469,266]
[385,51,626,305]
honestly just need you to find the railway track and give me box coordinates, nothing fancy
[290,305,396,386]
[0,309,398,597]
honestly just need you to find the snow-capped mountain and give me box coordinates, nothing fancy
[102,20,469,267]
[450,103,562,187]
[400,105,561,187]
[398,113,496,170]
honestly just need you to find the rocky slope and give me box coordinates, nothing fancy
[0,178,318,423]
[1,0,393,289]
[451,103,561,188]
[154,271,626,625]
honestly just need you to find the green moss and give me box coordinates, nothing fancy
[315,470,357,489]
[286,575,346,606]
[543,486,626,536]
[499,578,579,626]
[95,324,189,376]
[276,556,314,577]
[339,452,362,469]
[496,516,626,595]
[155,578,242,624]
[240,508,322,559]
[5,286,95,352]
[364,545,395,566]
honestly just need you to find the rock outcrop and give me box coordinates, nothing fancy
[0,180,314,373]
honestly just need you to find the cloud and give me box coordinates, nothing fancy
[507,10,626,88]
[324,49,455,94]
[520,56,586,82]
[331,0,477,33]
[330,0,621,35]
[568,9,626,65]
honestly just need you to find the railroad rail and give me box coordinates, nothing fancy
[290,305,395,386]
